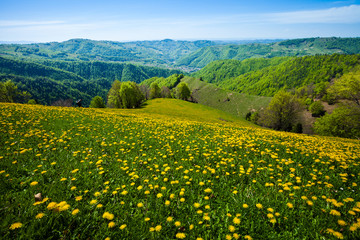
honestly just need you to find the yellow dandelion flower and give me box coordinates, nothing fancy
[9,222,22,230]
[72,209,80,215]
[233,217,240,225]
[30,181,38,186]
[256,203,263,209]
[176,232,186,239]
[35,213,45,219]
[145,217,150,221]
[194,202,201,208]
[330,209,341,216]
[270,218,277,224]
[204,188,212,193]
[90,199,97,205]
[175,221,181,227]
[155,225,162,232]
[333,231,344,239]
[108,222,116,228]
[287,203,294,208]
[119,224,127,230]
[228,225,236,232]
[75,196,82,201]
[243,204,249,208]
[233,233,240,239]
[226,234,232,240]
[137,202,144,208]
[244,235,253,240]
[47,202,58,210]
[338,220,347,226]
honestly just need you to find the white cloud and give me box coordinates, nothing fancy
[266,4,360,24]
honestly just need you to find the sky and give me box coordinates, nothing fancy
[0,0,360,42]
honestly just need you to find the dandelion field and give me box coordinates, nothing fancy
[1,101,360,240]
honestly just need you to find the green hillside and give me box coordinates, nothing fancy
[195,54,360,96]
[192,57,291,84]
[1,102,359,239]
[178,37,360,68]
[182,77,271,118]
[0,39,217,69]
[0,56,181,106]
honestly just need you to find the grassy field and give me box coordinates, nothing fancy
[1,100,360,240]
[182,77,271,118]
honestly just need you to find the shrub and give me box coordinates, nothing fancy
[309,101,326,117]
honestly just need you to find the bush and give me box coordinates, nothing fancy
[309,101,326,117]
[292,123,303,133]
[89,96,106,108]
[27,99,37,105]
[314,105,360,139]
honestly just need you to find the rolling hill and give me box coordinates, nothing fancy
[194,54,360,96]
[177,37,360,68]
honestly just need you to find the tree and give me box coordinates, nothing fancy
[176,82,191,100]
[314,105,360,139]
[327,70,360,106]
[0,80,19,102]
[89,96,106,108]
[0,80,31,103]
[161,86,172,98]
[309,101,326,117]
[149,82,161,99]
[107,81,144,108]
[259,90,302,131]
[107,80,122,108]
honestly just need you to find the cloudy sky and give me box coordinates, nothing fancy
[0,0,360,42]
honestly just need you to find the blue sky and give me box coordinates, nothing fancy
[0,0,360,42]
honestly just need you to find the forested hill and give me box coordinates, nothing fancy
[194,54,360,96]
[1,37,360,71]
[0,56,181,106]
[0,39,217,69]
[177,37,360,68]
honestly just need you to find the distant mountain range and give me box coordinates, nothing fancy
[1,37,360,71]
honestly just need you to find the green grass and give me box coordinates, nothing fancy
[1,102,360,240]
[182,77,271,118]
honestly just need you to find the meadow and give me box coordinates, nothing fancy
[1,100,360,240]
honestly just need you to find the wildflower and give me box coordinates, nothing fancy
[145,217,150,222]
[256,203,263,209]
[9,222,22,230]
[137,203,144,208]
[194,202,201,208]
[330,209,341,216]
[244,235,253,240]
[96,204,103,208]
[167,217,173,222]
[119,224,127,230]
[226,235,232,240]
[94,192,101,197]
[204,188,212,193]
[176,233,186,239]
[270,218,277,224]
[108,222,116,228]
[228,225,236,232]
[30,181,38,186]
[267,208,274,212]
[233,233,240,239]
[72,209,80,215]
[75,196,82,201]
[286,203,294,208]
[175,221,181,227]
[47,202,58,210]
[338,220,346,226]
[90,200,97,205]
[155,225,162,232]
[35,213,45,219]
[103,212,114,220]
[243,204,249,208]
[233,217,241,225]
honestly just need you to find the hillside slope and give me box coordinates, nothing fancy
[195,54,360,96]
[182,77,271,118]
[178,37,360,68]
